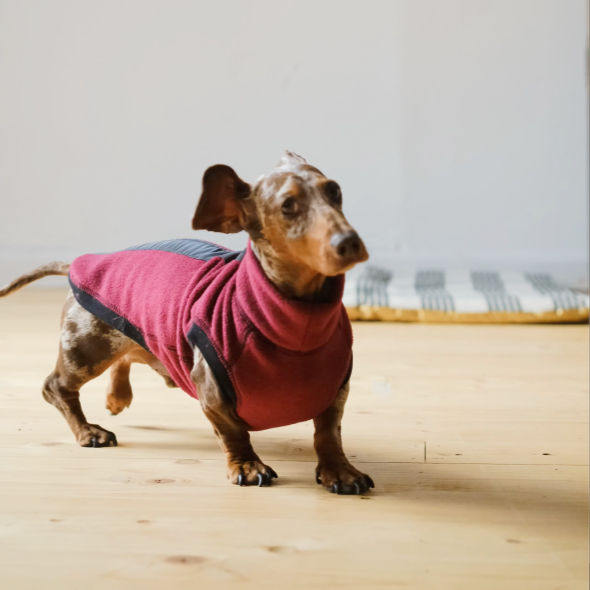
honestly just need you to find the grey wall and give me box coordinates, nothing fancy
[1,0,588,287]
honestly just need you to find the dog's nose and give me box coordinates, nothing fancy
[331,231,362,259]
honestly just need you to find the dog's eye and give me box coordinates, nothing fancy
[281,196,298,216]
[325,182,342,205]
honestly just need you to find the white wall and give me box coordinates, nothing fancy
[0,0,587,288]
[399,0,589,287]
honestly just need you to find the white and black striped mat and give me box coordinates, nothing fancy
[343,268,589,314]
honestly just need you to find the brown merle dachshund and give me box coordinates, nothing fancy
[0,152,374,495]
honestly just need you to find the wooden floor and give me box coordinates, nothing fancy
[0,289,588,590]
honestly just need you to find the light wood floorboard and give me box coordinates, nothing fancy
[0,289,588,589]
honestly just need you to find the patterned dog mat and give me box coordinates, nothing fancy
[344,268,589,323]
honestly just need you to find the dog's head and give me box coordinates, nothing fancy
[192,152,368,292]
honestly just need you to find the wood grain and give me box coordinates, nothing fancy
[0,288,588,590]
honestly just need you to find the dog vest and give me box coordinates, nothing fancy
[68,239,353,431]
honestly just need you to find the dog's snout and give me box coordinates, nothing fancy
[331,231,362,259]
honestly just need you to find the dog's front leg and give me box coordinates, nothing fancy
[314,382,375,495]
[191,348,277,487]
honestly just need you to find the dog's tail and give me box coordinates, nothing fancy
[0,262,70,298]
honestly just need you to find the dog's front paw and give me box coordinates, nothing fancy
[316,461,374,495]
[76,424,118,448]
[228,460,278,487]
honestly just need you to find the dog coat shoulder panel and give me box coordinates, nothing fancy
[125,239,245,263]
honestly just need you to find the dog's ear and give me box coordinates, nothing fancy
[277,150,307,168]
[192,165,251,233]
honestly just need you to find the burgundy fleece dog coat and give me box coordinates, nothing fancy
[68,239,353,431]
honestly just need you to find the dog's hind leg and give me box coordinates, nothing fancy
[105,348,176,415]
[42,293,135,447]
[106,356,134,416]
